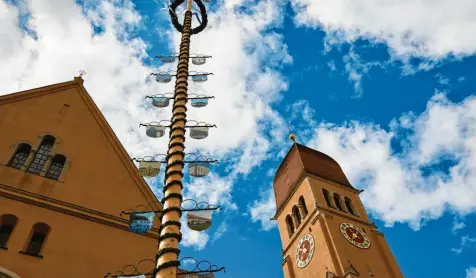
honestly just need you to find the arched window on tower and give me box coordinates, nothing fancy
[292,205,302,226]
[298,196,308,218]
[285,215,294,237]
[8,143,32,170]
[333,193,344,211]
[0,214,18,248]
[45,154,66,180]
[322,189,334,208]
[345,197,359,216]
[28,136,56,175]
[23,222,50,257]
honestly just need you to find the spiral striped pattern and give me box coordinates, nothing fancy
[154,10,193,278]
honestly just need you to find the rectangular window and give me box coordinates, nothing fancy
[27,233,46,255]
[45,162,64,180]
[28,144,53,174]
[0,225,13,248]
[10,152,28,169]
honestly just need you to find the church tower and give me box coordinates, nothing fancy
[272,138,403,278]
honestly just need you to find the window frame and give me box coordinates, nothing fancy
[298,196,308,217]
[7,143,32,170]
[292,205,302,226]
[333,193,345,212]
[45,154,67,180]
[322,188,334,208]
[285,215,295,237]
[27,136,56,175]
[22,222,50,258]
[344,197,359,216]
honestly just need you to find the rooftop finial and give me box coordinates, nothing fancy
[289,134,296,143]
[74,70,86,84]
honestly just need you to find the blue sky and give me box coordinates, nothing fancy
[1,0,476,277]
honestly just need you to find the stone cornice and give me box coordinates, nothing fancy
[0,183,159,239]
[316,205,375,227]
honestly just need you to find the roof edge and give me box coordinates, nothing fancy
[272,143,299,184]
[0,80,78,105]
[73,77,161,209]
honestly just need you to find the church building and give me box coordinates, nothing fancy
[272,140,404,278]
[0,77,161,277]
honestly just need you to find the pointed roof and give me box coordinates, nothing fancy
[273,142,354,217]
[0,76,161,210]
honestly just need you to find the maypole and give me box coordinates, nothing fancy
[105,0,224,277]
[153,0,196,277]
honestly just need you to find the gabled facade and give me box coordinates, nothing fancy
[0,77,161,277]
[272,143,403,278]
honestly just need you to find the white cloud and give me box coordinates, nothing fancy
[0,0,291,249]
[467,267,476,278]
[211,220,228,243]
[248,184,276,231]
[290,0,476,61]
[327,60,336,72]
[342,45,387,97]
[450,247,462,254]
[450,234,476,254]
[180,217,209,250]
[250,92,476,231]
[308,93,476,229]
[452,216,466,234]
[461,235,476,247]
[435,74,451,86]
[184,173,236,211]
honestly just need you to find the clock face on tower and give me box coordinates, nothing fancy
[340,223,371,249]
[295,234,315,268]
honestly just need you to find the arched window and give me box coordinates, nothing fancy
[45,154,66,180]
[292,205,301,226]
[8,143,31,170]
[24,223,50,256]
[285,215,294,237]
[345,197,358,216]
[333,193,344,211]
[298,196,308,217]
[28,136,56,175]
[322,189,334,208]
[0,214,18,248]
